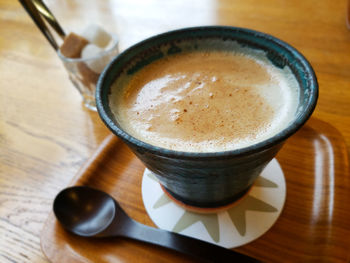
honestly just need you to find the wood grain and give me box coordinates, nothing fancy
[40,118,350,262]
[1,0,350,262]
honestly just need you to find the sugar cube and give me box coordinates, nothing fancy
[81,24,112,48]
[81,44,110,73]
[60,32,89,58]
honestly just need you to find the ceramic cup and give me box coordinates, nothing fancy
[96,26,318,208]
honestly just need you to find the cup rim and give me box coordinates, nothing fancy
[96,26,318,159]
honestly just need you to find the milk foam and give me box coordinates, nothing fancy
[109,45,300,152]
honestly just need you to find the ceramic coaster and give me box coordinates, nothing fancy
[141,158,286,248]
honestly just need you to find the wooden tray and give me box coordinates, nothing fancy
[41,118,350,262]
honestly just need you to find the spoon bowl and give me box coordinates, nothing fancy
[54,186,116,237]
[53,186,259,262]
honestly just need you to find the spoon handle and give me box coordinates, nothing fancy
[117,218,259,262]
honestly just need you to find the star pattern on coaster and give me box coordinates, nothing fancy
[147,172,279,242]
[172,212,220,242]
[226,195,277,236]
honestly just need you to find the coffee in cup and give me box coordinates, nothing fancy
[110,48,299,152]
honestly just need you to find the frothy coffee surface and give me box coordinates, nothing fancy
[110,50,299,152]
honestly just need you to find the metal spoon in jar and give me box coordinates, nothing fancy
[18,0,66,50]
[53,186,259,263]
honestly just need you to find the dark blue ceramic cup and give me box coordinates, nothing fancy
[96,26,318,208]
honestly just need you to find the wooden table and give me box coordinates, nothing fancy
[0,0,349,262]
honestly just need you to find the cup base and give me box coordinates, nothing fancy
[161,184,252,214]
